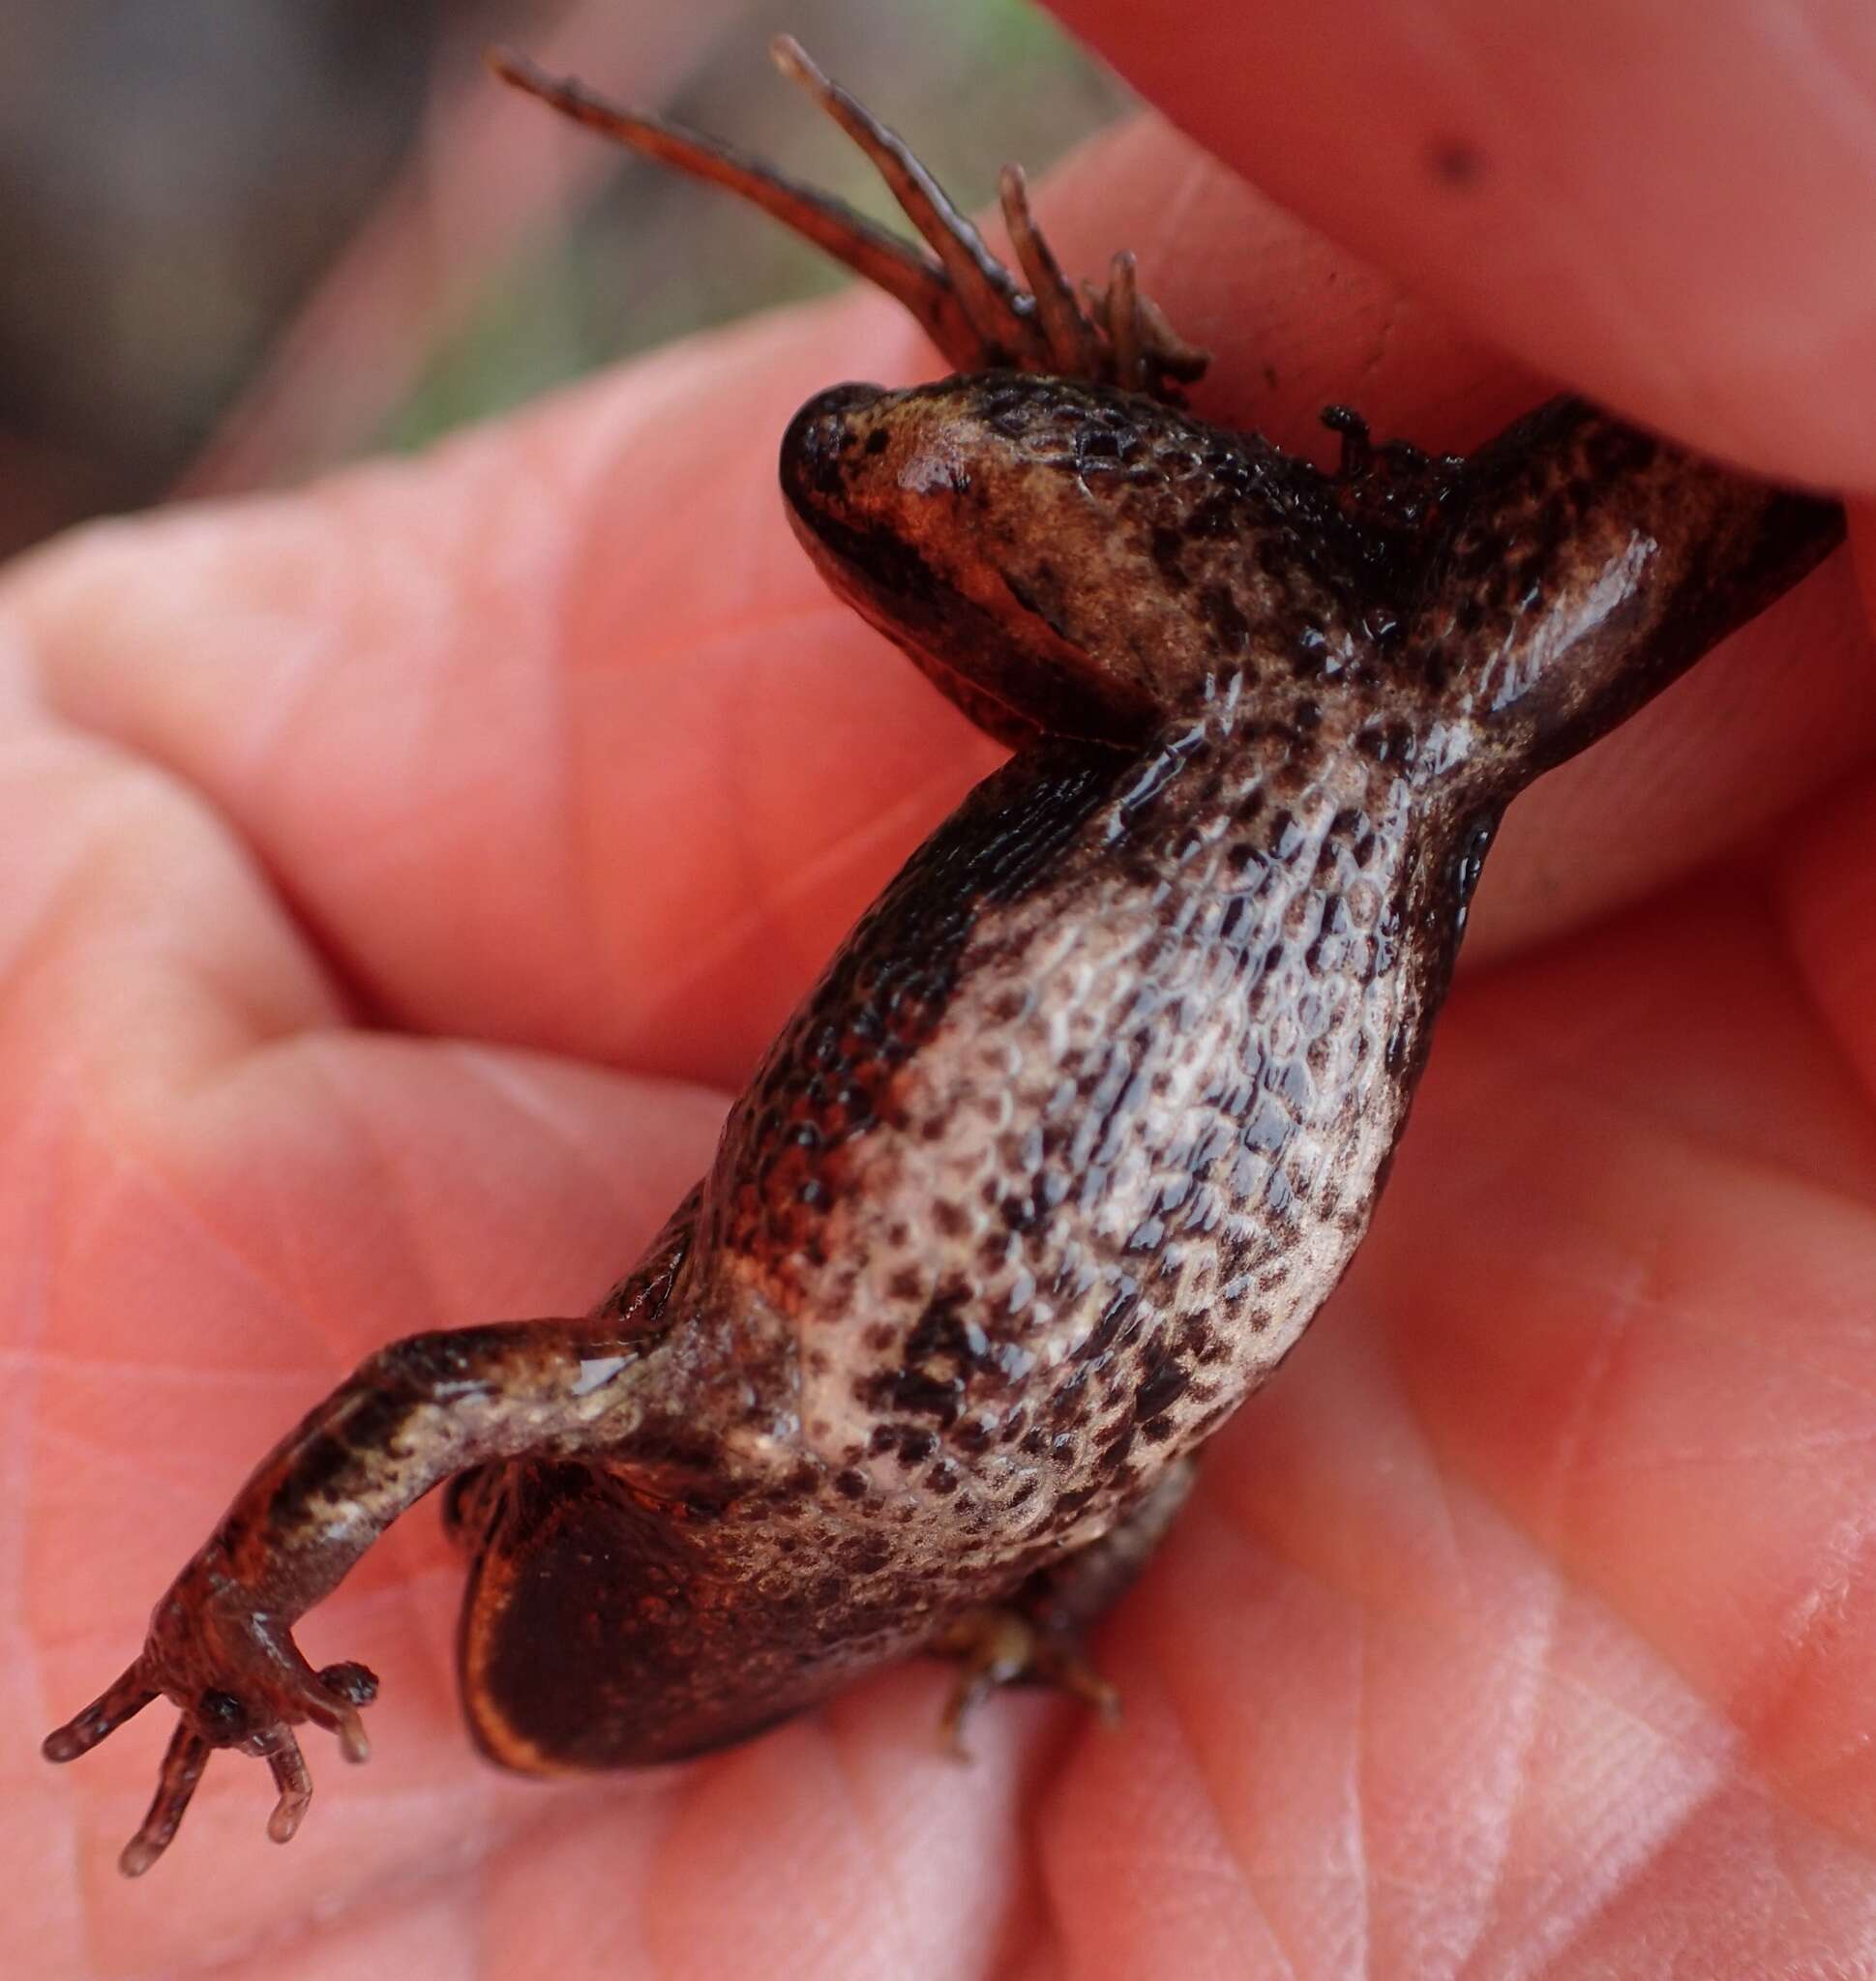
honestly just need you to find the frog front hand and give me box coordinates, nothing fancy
[42,1552,378,1876]
[42,1312,670,1875]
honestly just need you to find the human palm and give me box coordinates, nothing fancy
[11,4,1876,1974]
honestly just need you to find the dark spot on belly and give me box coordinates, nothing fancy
[1050,1484,1097,1527]
[1200,584,1252,652]
[841,1533,893,1572]
[1135,1340,1190,1422]
[1149,523,1190,587]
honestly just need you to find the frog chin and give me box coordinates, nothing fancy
[785,491,1166,753]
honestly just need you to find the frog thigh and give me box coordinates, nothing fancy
[453,1459,802,1773]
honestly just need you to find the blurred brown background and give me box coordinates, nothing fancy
[0,0,1126,563]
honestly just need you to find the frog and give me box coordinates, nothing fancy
[42,37,1844,1877]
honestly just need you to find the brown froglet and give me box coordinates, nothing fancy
[42,39,1844,1876]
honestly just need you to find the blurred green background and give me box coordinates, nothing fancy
[0,0,1126,561]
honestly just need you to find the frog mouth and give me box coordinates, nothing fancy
[781,493,1046,752]
[779,381,1163,751]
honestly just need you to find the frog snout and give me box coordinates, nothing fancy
[780,382,887,507]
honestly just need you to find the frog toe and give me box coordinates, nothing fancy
[933,1605,1120,1756]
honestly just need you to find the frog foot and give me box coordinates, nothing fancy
[42,1587,379,1876]
[488,40,1209,401]
[932,1605,1120,1757]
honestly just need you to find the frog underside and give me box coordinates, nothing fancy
[39,38,1840,1876]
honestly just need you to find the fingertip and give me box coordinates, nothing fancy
[41,1726,83,1763]
[117,1836,161,1878]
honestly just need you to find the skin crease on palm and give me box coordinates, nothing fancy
[6,0,1876,1972]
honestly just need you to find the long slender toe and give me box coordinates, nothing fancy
[119,1723,212,1878]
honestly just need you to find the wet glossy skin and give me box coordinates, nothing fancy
[42,45,1845,1875]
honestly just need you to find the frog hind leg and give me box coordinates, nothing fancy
[451,1458,831,1774]
[935,1456,1196,1752]
[487,40,1206,399]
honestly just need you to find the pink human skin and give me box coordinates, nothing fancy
[9,1,1876,1974]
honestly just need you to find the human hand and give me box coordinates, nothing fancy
[11,1,1873,1973]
